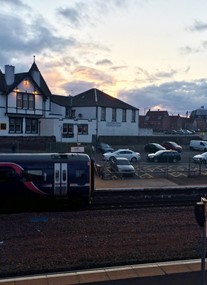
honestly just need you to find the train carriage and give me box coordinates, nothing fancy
[0,153,94,205]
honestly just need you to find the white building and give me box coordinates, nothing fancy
[0,61,139,143]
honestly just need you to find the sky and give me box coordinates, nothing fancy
[1,0,207,116]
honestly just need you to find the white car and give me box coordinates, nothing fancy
[193,152,207,164]
[103,149,141,162]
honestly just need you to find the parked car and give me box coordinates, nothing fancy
[144,143,166,153]
[110,157,135,176]
[161,141,182,152]
[147,150,181,163]
[96,142,114,153]
[190,140,207,151]
[192,152,207,164]
[103,149,141,162]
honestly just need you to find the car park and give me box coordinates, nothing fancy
[147,150,181,163]
[192,152,207,164]
[144,143,166,153]
[110,157,135,176]
[103,149,141,162]
[161,141,182,152]
[96,142,114,153]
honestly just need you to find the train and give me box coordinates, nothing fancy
[0,152,95,205]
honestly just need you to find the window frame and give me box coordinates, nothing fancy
[16,92,35,110]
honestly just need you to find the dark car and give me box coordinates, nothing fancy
[161,141,182,153]
[144,143,166,153]
[96,143,114,153]
[110,157,135,176]
[147,150,181,163]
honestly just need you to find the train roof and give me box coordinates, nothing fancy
[0,153,91,162]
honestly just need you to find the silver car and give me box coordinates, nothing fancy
[103,149,141,162]
[110,157,135,176]
[193,152,207,164]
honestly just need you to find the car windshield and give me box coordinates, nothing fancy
[102,143,110,147]
[168,142,178,146]
[155,150,166,155]
[153,144,165,149]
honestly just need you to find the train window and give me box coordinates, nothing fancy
[0,169,15,182]
[21,170,44,182]
[51,154,68,159]
[75,169,85,179]
[62,170,66,181]
[55,170,59,181]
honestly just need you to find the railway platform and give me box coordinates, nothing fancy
[0,259,203,285]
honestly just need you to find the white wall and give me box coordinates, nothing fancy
[49,102,64,117]
[97,107,139,136]
[40,118,97,143]
[74,107,96,119]
[138,128,153,136]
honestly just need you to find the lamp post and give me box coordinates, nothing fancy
[194,198,207,285]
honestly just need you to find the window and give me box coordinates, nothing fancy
[122,109,126,122]
[25,118,38,134]
[101,107,106,121]
[20,169,45,182]
[9,118,23,133]
[0,123,6,130]
[112,108,116,122]
[17,92,34,109]
[132,110,136,122]
[65,108,75,118]
[62,124,74,137]
[78,124,88,135]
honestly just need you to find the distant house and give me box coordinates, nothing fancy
[189,107,207,131]
[143,110,170,132]
[169,115,183,130]
[0,61,140,143]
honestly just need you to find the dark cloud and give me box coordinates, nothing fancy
[72,66,115,84]
[189,20,207,32]
[110,65,127,71]
[96,59,113,66]
[154,69,177,78]
[0,12,75,64]
[180,45,202,54]
[56,0,131,28]
[57,5,89,27]
[61,80,95,95]
[118,80,207,115]
[1,0,29,9]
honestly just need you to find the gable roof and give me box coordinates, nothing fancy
[0,62,51,98]
[72,88,138,110]
[145,110,169,121]
[51,94,73,106]
[51,89,138,110]
[0,70,6,92]
[28,62,51,97]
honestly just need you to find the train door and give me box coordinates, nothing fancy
[54,163,68,195]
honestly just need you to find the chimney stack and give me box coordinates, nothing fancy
[5,65,15,86]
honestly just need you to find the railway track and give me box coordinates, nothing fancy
[91,185,207,209]
[0,185,207,213]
